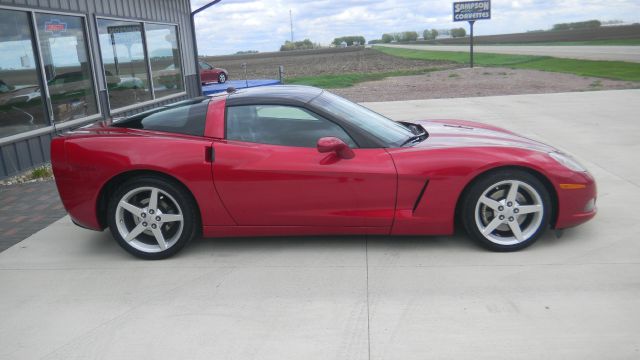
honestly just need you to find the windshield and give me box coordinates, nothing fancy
[311,91,413,147]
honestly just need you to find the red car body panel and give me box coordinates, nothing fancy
[51,94,596,239]
[212,141,397,227]
[52,128,235,230]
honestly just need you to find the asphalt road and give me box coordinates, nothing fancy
[379,44,640,62]
[1,90,639,359]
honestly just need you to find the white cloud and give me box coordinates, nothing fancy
[191,0,640,55]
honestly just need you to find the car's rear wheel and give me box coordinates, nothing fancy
[461,170,550,251]
[218,72,227,83]
[107,176,197,259]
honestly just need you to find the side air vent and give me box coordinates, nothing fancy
[412,179,430,213]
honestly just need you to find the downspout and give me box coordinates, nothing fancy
[190,0,224,96]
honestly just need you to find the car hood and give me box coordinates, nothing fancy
[410,119,556,153]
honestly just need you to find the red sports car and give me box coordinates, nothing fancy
[199,61,228,84]
[51,86,596,259]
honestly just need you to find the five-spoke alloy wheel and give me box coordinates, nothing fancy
[107,176,197,259]
[462,170,551,251]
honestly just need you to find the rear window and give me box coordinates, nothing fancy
[113,98,209,137]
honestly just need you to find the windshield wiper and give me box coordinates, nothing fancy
[400,133,427,147]
[399,123,428,147]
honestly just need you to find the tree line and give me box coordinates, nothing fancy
[332,36,366,46]
[551,20,601,31]
[280,39,320,51]
[369,27,466,43]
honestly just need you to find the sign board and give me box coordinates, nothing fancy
[44,19,67,36]
[453,1,491,22]
[107,25,142,46]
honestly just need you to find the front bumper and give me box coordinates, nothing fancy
[554,171,597,229]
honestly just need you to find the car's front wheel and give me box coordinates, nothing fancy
[107,176,197,259]
[218,72,227,83]
[461,169,551,251]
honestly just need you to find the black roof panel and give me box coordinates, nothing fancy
[225,85,323,106]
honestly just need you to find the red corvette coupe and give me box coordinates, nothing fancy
[51,86,596,259]
[199,61,228,84]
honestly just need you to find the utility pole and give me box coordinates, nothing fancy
[289,9,294,42]
[191,0,224,96]
[469,20,475,68]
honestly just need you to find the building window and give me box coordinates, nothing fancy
[145,23,184,98]
[35,13,98,123]
[97,18,184,111]
[0,9,47,138]
[97,19,152,109]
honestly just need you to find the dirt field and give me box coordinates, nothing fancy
[332,67,640,102]
[203,47,638,102]
[202,47,451,79]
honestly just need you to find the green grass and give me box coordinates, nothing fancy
[30,166,52,180]
[513,58,640,81]
[374,46,640,82]
[375,46,544,65]
[286,68,441,88]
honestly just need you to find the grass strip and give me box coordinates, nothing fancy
[374,46,640,82]
[286,68,444,88]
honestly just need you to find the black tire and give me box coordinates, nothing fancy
[461,169,551,251]
[217,72,227,83]
[107,176,198,260]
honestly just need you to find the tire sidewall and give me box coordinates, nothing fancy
[107,176,197,260]
[462,169,551,251]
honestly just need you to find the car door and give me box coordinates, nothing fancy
[212,104,397,228]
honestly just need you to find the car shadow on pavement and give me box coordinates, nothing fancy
[7,216,584,266]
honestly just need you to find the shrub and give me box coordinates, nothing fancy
[280,39,316,51]
[423,29,438,40]
[332,36,366,46]
[451,27,467,37]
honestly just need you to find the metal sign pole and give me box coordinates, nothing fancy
[453,1,490,68]
[469,20,475,68]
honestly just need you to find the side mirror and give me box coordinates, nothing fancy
[317,137,355,159]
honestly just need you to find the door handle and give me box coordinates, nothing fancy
[205,146,215,162]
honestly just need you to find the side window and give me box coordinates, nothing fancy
[113,99,209,136]
[226,105,357,148]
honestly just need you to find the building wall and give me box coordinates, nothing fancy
[0,0,199,179]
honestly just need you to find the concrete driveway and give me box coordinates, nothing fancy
[1,90,639,359]
[379,44,640,62]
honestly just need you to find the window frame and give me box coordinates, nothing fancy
[224,104,359,148]
[33,10,102,125]
[0,5,103,142]
[95,15,186,114]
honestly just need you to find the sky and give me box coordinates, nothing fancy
[191,0,640,56]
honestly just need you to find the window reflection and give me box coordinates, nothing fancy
[35,13,98,123]
[97,19,152,109]
[0,9,47,138]
[146,23,184,98]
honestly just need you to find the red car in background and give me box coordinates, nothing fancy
[51,86,596,259]
[199,61,228,84]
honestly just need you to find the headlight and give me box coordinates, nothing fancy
[549,152,587,172]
